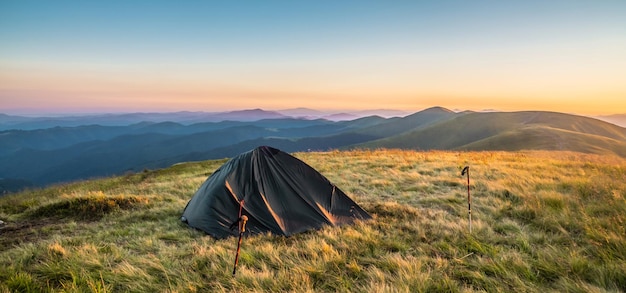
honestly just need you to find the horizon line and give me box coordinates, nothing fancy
[1,106,624,118]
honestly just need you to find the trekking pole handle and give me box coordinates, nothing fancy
[232,215,249,277]
[240,215,248,232]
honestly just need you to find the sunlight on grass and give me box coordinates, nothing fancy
[1,150,625,292]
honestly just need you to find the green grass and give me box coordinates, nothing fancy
[1,150,625,292]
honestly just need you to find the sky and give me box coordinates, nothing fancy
[1,1,625,115]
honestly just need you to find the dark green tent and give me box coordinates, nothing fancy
[181,146,371,238]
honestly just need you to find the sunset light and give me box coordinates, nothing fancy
[2,3,626,291]
[1,1,625,115]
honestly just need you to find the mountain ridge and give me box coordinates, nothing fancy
[1,107,624,193]
[357,111,626,152]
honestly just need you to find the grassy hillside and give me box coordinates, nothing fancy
[1,150,625,292]
[359,111,626,158]
[461,126,626,157]
[352,106,460,138]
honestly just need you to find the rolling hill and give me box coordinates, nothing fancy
[351,106,462,138]
[358,111,626,155]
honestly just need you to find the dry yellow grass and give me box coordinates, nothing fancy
[0,149,624,292]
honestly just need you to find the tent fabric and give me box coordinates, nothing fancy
[181,146,371,238]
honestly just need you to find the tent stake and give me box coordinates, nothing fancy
[462,166,471,233]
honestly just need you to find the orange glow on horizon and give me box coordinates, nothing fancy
[1,58,625,115]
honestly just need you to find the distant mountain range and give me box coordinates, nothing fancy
[1,107,625,193]
[0,108,409,131]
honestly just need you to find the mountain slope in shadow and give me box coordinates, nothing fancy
[0,116,389,187]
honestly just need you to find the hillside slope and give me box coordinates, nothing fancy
[1,150,624,292]
[0,118,384,188]
[358,111,626,157]
[353,106,461,137]
[461,126,626,156]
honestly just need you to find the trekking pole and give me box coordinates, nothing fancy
[461,166,471,233]
[232,214,248,276]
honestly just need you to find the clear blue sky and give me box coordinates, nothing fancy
[1,1,625,114]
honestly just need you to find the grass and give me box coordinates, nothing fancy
[0,149,625,292]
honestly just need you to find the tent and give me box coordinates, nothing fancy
[181,146,371,238]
